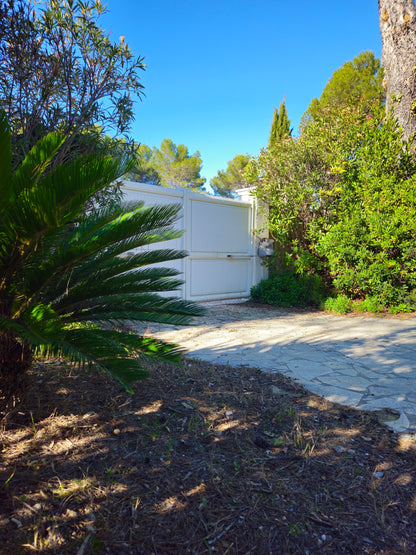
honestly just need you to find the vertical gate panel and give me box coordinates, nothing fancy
[189,259,251,297]
[187,195,253,300]
[190,200,251,253]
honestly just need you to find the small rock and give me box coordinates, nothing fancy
[65,509,77,519]
[271,386,286,395]
[373,471,384,479]
[113,428,120,435]
[82,412,96,419]
[85,524,96,533]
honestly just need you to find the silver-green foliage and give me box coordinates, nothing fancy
[0,0,145,163]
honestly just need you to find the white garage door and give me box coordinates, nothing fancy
[122,182,266,302]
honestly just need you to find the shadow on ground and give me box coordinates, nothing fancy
[143,304,416,432]
[1,353,416,554]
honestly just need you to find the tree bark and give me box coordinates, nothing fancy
[379,0,416,139]
[0,333,32,411]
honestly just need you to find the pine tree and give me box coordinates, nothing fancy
[210,154,250,198]
[269,100,292,147]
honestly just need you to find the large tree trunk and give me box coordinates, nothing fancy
[0,333,32,411]
[379,0,416,140]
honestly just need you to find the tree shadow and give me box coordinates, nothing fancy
[148,304,416,432]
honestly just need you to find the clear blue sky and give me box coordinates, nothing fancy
[102,0,382,187]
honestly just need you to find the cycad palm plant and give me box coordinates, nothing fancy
[0,112,203,405]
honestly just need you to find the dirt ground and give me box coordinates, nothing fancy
[1,353,416,554]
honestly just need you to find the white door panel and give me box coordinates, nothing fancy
[190,259,250,296]
[190,201,251,254]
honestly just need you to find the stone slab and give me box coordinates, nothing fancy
[136,303,416,434]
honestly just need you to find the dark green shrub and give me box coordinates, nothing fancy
[355,296,385,313]
[250,271,326,308]
[323,295,354,314]
[389,303,413,314]
[313,114,416,307]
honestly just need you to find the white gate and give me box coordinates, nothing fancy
[122,181,267,302]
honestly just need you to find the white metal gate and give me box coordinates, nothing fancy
[121,181,267,302]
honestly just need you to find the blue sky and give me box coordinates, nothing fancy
[102,0,382,186]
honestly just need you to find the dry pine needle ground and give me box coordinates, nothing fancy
[1,355,416,554]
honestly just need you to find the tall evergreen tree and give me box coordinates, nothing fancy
[304,51,384,126]
[269,100,292,147]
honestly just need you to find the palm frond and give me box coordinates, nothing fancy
[11,132,65,196]
[52,272,184,313]
[44,155,133,223]
[13,204,185,312]
[60,295,205,325]
[36,328,183,392]
[0,115,203,395]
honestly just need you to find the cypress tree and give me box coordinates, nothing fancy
[269,100,292,147]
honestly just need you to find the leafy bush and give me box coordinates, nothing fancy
[325,295,414,315]
[249,52,416,309]
[313,113,416,306]
[250,271,326,308]
[323,295,354,314]
[405,288,416,307]
[355,296,385,313]
[388,304,414,315]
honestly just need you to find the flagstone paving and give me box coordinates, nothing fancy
[138,302,416,435]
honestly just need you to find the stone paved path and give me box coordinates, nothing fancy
[139,303,416,435]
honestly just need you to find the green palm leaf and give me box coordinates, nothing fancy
[0,113,204,400]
